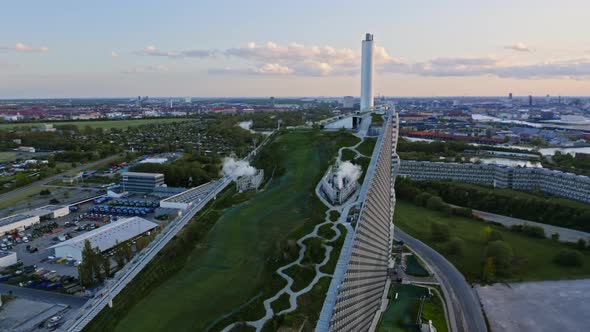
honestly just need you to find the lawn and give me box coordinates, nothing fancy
[112,130,359,332]
[421,288,448,332]
[0,118,186,130]
[378,284,429,332]
[0,151,17,162]
[0,187,46,210]
[394,201,590,282]
[357,137,377,157]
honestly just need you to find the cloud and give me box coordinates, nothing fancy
[380,55,590,79]
[121,64,168,74]
[111,51,120,58]
[135,45,215,58]
[504,42,532,52]
[0,42,49,53]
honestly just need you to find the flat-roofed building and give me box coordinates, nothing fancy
[49,216,158,261]
[120,172,165,193]
[0,214,41,235]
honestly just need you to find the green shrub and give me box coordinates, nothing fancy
[554,249,583,267]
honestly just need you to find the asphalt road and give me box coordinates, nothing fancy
[0,154,122,203]
[395,228,487,332]
[0,283,87,308]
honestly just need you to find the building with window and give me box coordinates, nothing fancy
[120,172,165,193]
[399,160,590,203]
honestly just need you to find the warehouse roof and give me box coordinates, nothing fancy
[49,217,157,253]
[161,181,215,204]
[121,172,164,178]
[0,214,38,227]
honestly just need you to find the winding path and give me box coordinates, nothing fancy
[221,138,367,332]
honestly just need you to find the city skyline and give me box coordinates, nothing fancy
[1,0,590,98]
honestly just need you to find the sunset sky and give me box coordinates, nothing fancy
[1,0,589,98]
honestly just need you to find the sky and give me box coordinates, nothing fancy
[1,0,590,98]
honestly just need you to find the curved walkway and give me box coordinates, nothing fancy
[221,138,366,332]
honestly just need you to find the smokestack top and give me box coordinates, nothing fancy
[365,33,373,41]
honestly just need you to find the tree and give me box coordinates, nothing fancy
[482,257,496,282]
[576,239,587,250]
[480,226,492,243]
[123,244,133,262]
[447,237,465,256]
[103,255,112,278]
[551,233,560,241]
[426,196,446,211]
[413,192,431,206]
[79,240,99,287]
[485,241,513,276]
[14,173,29,187]
[554,249,583,267]
[431,222,450,242]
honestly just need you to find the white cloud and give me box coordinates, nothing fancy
[504,42,532,52]
[0,42,49,53]
[135,45,214,58]
[111,51,120,58]
[121,64,168,74]
[380,55,590,79]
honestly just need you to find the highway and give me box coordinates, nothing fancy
[394,228,487,332]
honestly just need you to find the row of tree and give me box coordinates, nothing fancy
[396,178,590,231]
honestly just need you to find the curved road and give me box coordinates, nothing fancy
[395,228,487,332]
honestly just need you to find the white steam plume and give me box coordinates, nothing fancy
[222,157,257,179]
[335,161,362,189]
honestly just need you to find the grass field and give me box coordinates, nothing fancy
[421,288,449,332]
[0,187,46,210]
[0,118,186,130]
[357,137,377,156]
[112,130,359,332]
[0,151,18,162]
[395,201,590,282]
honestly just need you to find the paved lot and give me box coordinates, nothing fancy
[476,279,590,332]
[0,298,63,331]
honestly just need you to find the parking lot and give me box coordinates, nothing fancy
[0,193,165,292]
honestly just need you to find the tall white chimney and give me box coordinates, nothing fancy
[360,33,375,112]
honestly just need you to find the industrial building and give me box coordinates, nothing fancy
[49,216,158,261]
[320,165,360,205]
[160,181,217,210]
[120,172,165,193]
[399,160,590,203]
[0,251,17,268]
[29,205,70,220]
[235,169,264,192]
[360,33,374,111]
[0,214,41,235]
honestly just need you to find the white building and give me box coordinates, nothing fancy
[0,214,41,235]
[235,170,264,192]
[399,160,590,203]
[319,166,359,205]
[360,33,375,112]
[160,181,216,210]
[49,217,157,261]
[0,251,17,268]
[29,205,70,220]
